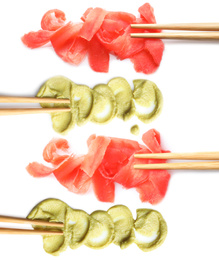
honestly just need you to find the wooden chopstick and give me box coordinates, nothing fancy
[0,96,71,115]
[134,151,219,170]
[0,228,63,235]
[131,23,219,31]
[0,216,64,235]
[134,151,219,160]
[130,31,219,40]
[131,22,219,39]
[0,96,70,104]
[0,216,64,228]
[134,161,219,170]
[0,108,71,115]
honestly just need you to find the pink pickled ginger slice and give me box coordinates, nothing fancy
[41,9,66,31]
[78,7,107,41]
[26,162,54,177]
[81,135,111,177]
[88,35,110,72]
[21,30,54,49]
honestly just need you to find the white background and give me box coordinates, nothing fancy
[1,0,219,259]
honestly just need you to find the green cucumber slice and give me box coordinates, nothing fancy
[91,84,116,124]
[71,84,93,126]
[66,207,90,249]
[27,198,68,256]
[108,77,135,121]
[133,79,163,123]
[85,210,114,249]
[134,209,167,252]
[107,205,135,249]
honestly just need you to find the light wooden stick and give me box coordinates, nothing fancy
[134,161,219,170]
[0,96,70,104]
[0,216,64,228]
[131,23,219,31]
[0,227,63,235]
[134,152,219,160]
[0,108,71,115]
[130,32,219,40]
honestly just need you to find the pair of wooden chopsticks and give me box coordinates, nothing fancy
[134,151,219,170]
[0,96,71,115]
[0,215,64,235]
[130,23,219,40]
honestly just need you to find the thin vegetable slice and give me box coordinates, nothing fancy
[50,22,83,62]
[106,26,145,60]
[113,147,151,188]
[131,48,160,74]
[136,170,170,205]
[96,11,136,53]
[37,76,75,134]
[26,162,54,177]
[67,37,89,65]
[134,209,167,252]
[66,207,90,249]
[27,198,68,256]
[92,168,115,202]
[43,138,70,166]
[71,84,94,126]
[81,135,111,177]
[133,79,163,123]
[37,76,72,106]
[98,136,141,179]
[81,8,93,22]
[78,7,107,41]
[91,84,116,124]
[142,128,161,153]
[144,39,164,65]
[41,9,66,31]
[85,210,114,249]
[21,30,54,48]
[107,205,135,249]
[108,77,135,120]
[138,3,157,24]
[88,35,110,72]
[104,11,136,27]
[53,155,90,193]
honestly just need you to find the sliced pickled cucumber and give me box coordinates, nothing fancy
[37,76,163,133]
[50,111,74,134]
[91,84,116,124]
[27,198,68,225]
[28,199,167,254]
[85,210,114,249]
[37,76,72,107]
[107,205,135,249]
[66,207,90,249]
[133,79,163,124]
[108,77,135,121]
[134,209,167,252]
[71,84,93,126]
[37,76,76,134]
[41,235,66,256]
[27,199,68,256]
[135,209,159,237]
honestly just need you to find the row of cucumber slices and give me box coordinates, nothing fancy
[37,76,163,134]
[28,199,167,255]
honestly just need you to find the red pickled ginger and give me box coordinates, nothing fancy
[26,129,170,204]
[22,3,164,74]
